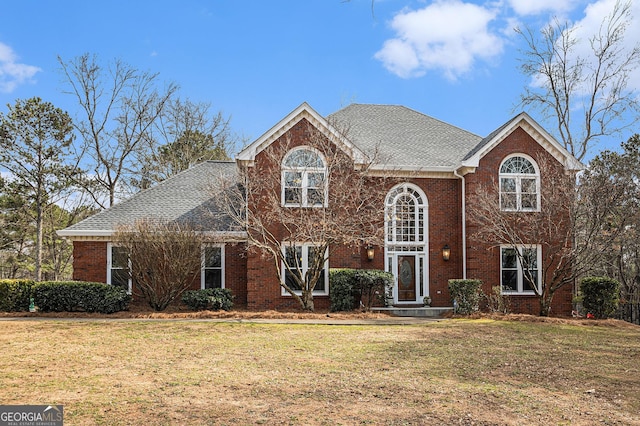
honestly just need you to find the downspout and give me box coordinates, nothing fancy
[453,169,467,279]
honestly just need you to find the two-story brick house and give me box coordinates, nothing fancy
[58,102,582,315]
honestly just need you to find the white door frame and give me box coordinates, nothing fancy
[385,250,429,305]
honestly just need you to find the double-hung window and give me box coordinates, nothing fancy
[500,245,541,294]
[499,155,539,211]
[282,147,326,207]
[202,245,224,289]
[107,243,131,293]
[282,243,328,295]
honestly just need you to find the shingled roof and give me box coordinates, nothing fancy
[58,161,241,238]
[59,103,581,238]
[329,104,483,170]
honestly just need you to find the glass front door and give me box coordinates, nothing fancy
[397,255,417,302]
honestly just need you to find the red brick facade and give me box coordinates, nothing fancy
[73,241,108,283]
[72,240,249,307]
[69,109,576,316]
[464,127,573,315]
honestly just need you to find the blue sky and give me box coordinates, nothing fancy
[1,0,639,158]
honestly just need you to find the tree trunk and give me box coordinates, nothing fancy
[539,293,552,317]
[301,289,315,312]
[35,191,43,282]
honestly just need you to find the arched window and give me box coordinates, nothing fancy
[281,147,326,207]
[499,155,540,211]
[385,184,427,245]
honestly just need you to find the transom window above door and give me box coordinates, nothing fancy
[499,155,540,212]
[385,183,428,245]
[281,147,326,207]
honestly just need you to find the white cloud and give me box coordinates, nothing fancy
[374,0,503,80]
[507,0,577,16]
[0,42,41,93]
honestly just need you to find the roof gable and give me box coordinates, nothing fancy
[236,102,367,166]
[461,112,583,172]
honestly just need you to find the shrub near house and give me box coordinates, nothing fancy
[0,279,130,314]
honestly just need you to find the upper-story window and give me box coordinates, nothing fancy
[499,155,540,211]
[282,147,326,207]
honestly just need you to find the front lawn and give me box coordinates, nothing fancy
[1,318,638,425]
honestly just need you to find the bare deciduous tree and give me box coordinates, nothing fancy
[216,120,393,311]
[59,53,178,207]
[517,0,640,161]
[468,155,632,315]
[112,219,202,311]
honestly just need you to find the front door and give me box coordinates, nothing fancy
[397,255,416,302]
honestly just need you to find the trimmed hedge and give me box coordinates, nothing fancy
[33,281,131,314]
[580,276,620,319]
[0,279,35,312]
[448,279,483,315]
[329,269,393,312]
[181,288,234,311]
[329,269,359,312]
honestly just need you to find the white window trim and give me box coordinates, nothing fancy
[500,244,542,295]
[201,244,225,289]
[281,146,327,208]
[281,243,329,296]
[106,243,132,294]
[384,183,428,245]
[499,154,541,212]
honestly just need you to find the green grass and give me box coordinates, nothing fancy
[1,318,639,425]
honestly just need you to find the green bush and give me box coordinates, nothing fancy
[329,269,393,312]
[580,276,620,319]
[354,269,394,310]
[33,281,131,314]
[329,269,359,312]
[181,288,234,311]
[0,279,36,312]
[448,279,483,315]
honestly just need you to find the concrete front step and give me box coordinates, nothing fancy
[371,306,454,318]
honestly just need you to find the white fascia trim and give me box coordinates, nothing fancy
[200,231,248,242]
[367,165,460,178]
[57,229,248,242]
[57,229,114,238]
[236,102,367,166]
[461,113,584,171]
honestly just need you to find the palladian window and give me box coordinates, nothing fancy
[499,155,540,211]
[282,147,326,207]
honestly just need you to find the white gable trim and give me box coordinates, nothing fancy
[461,112,583,172]
[236,102,367,166]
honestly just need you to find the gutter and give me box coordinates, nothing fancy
[453,169,467,279]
